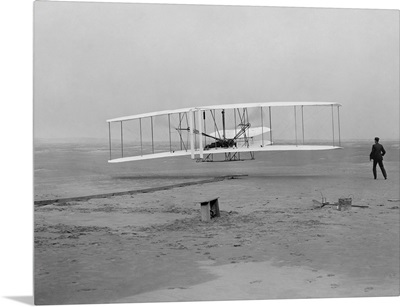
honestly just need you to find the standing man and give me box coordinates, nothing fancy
[370,137,387,180]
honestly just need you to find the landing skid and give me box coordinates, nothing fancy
[196,151,255,162]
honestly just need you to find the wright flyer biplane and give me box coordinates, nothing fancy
[107,102,342,163]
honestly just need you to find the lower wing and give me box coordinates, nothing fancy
[108,145,342,163]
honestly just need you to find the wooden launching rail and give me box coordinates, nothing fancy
[34,174,247,207]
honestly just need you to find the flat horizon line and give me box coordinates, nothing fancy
[34,137,400,142]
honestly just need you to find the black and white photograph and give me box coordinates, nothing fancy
[1,1,399,307]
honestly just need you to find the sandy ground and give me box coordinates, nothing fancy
[34,161,399,305]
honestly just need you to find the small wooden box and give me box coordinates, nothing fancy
[200,198,220,222]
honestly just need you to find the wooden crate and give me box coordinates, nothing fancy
[200,198,220,222]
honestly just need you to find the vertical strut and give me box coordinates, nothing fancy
[197,110,203,159]
[168,114,172,153]
[234,109,237,138]
[331,105,335,146]
[185,113,189,147]
[222,109,226,140]
[108,122,111,160]
[269,106,272,145]
[193,112,196,148]
[203,111,206,146]
[139,118,143,156]
[151,116,154,154]
[294,106,298,146]
[261,107,264,147]
[337,106,341,147]
[189,110,194,159]
[301,105,305,145]
[245,108,250,147]
[120,121,124,157]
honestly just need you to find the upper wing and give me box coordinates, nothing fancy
[107,101,342,123]
[107,107,192,123]
[197,101,341,111]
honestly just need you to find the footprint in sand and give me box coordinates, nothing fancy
[250,280,262,284]
[78,288,96,292]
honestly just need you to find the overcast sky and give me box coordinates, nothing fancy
[33,1,399,140]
